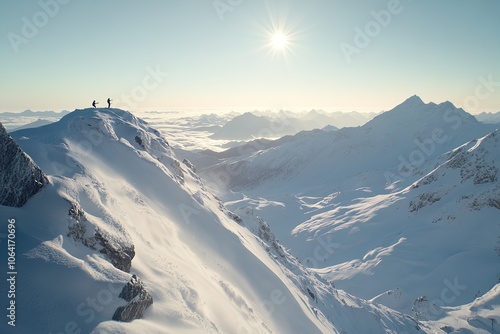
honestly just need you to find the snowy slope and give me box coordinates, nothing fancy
[294,130,500,308]
[0,108,427,333]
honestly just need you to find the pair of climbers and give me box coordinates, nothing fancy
[92,98,112,108]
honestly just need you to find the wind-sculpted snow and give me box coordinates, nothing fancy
[0,121,48,207]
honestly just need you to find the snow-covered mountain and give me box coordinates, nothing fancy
[210,96,500,333]
[204,96,496,192]
[0,108,429,333]
[209,109,378,141]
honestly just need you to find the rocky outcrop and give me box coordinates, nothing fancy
[67,201,135,272]
[409,130,499,213]
[412,296,443,321]
[112,275,153,322]
[409,191,443,213]
[257,220,285,258]
[0,122,48,207]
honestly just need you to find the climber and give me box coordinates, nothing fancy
[107,98,112,108]
[92,100,98,108]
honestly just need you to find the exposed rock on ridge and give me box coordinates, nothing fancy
[0,121,48,207]
[67,201,135,272]
[112,275,153,322]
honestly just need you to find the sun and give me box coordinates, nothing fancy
[271,32,289,50]
[257,13,299,61]
[265,29,294,60]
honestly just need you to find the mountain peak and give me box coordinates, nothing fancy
[401,95,425,107]
[437,100,457,109]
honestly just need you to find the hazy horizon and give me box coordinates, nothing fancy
[0,95,498,116]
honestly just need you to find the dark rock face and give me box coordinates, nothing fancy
[112,275,153,322]
[0,122,48,207]
[67,201,135,272]
[95,231,135,273]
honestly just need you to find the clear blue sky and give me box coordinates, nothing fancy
[1,0,499,113]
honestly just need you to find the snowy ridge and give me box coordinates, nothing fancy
[0,108,429,333]
[408,129,499,213]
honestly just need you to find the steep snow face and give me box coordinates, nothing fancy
[205,97,495,193]
[1,108,426,333]
[0,121,48,207]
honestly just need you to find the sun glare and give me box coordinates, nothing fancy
[271,32,289,50]
[265,28,294,60]
[258,11,299,61]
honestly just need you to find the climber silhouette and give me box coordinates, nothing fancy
[107,98,112,108]
[92,100,98,108]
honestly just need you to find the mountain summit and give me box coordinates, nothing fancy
[401,94,425,107]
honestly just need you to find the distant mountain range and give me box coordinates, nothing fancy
[475,111,500,124]
[202,96,496,191]
[0,110,71,117]
[209,109,376,140]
